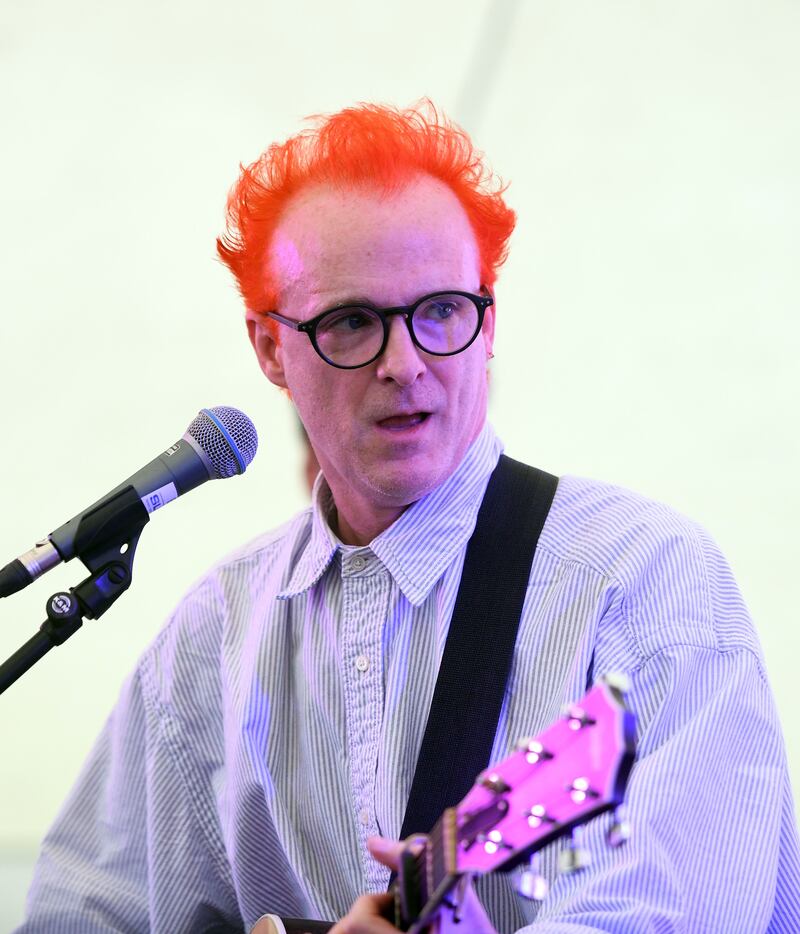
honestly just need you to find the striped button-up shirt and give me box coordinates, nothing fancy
[20,423,800,932]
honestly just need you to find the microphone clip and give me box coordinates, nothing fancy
[66,483,150,581]
[0,486,149,695]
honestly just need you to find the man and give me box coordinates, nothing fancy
[19,102,800,932]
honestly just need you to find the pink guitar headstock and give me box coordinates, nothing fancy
[398,675,636,931]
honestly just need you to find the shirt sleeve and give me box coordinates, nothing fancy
[515,511,800,933]
[16,661,241,933]
[519,644,800,932]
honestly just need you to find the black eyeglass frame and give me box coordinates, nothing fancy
[262,288,494,370]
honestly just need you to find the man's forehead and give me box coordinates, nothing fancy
[274,176,469,243]
[268,176,479,309]
[271,236,305,284]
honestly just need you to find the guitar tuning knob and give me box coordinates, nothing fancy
[607,806,631,848]
[514,738,553,765]
[600,671,631,694]
[561,704,596,731]
[558,827,591,875]
[481,829,508,855]
[476,771,511,794]
[516,854,548,901]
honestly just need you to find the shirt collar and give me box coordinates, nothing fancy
[277,479,340,599]
[278,423,503,605]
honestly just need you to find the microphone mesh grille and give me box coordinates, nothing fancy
[186,406,259,479]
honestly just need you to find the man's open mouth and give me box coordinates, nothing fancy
[377,412,431,429]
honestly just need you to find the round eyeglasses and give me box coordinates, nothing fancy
[262,289,494,369]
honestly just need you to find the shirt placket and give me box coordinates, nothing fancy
[340,549,390,890]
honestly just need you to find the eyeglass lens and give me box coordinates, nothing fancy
[315,293,480,366]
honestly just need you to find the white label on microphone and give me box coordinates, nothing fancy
[142,483,178,514]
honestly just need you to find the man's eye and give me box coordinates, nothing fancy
[421,301,457,321]
[323,309,376,333]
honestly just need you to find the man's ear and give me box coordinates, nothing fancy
[247,315,288,389]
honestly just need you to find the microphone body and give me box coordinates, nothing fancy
[0,407,257,598]
[50,434,211,561]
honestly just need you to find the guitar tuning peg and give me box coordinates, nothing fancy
[607,805,631,848]
[476,770,511,794]
[514,737,553,765]
[558,827,591,875]
[516,853,548,901]
[480,829,513,855]
[561,704,596,731]
[600,671,631,694]
[568,776,599,804]
[525,803,555,829]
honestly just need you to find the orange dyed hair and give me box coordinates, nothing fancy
[216,100,516,322]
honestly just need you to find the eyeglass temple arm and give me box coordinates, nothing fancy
[264,311,304,331]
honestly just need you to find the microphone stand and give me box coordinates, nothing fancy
[0,486,149,695]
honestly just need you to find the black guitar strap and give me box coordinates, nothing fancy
[397,455,559,844]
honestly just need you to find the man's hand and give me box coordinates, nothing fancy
[328,837,498,934]
[251,837,498,934]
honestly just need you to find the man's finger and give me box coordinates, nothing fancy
[367,834,426,873]
[366,836,405,871]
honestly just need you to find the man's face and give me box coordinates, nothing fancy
[249,175,495,537]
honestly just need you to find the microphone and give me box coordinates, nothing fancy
[0,406,258,599]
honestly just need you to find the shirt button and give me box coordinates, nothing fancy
[355,654,370,672]
[359,809,370,826]
[351,555,366,571]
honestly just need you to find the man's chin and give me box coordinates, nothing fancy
[362,461,448,508]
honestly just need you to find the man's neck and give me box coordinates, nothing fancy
[332,502,407,547]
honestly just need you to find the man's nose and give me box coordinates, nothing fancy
[375,315,426,385]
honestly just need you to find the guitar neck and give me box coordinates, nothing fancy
[393,811,463,932]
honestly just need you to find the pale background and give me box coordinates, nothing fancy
[1,0,798,929]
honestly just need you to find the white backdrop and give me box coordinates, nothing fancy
[1,1,798,927]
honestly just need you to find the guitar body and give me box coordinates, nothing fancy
[278,921,334,933]
[255,918,333,934]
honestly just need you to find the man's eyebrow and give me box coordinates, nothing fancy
[314,289,454,314]
[317,295,378,312]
